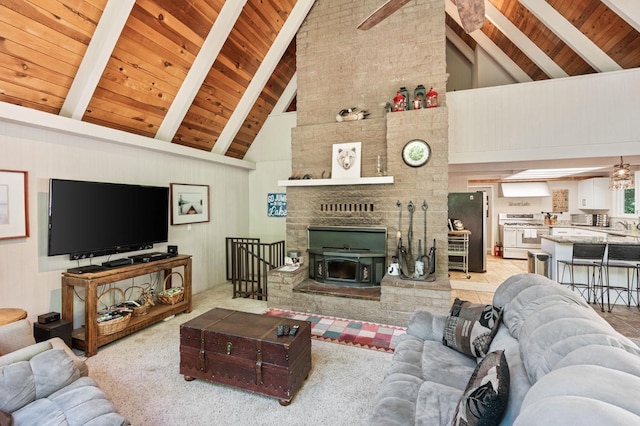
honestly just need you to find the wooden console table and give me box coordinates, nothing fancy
[61,254,192,357]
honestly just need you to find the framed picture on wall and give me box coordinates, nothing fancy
[0,170,29,240]
[331,141,362,179]
[170,183,210,225]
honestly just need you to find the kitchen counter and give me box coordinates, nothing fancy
[542,235,640,245]
[549,225,640,239]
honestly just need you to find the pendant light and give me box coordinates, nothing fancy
[609,156,634,190]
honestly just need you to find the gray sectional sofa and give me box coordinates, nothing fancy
[0,319,128,425]
[370,273,640,425]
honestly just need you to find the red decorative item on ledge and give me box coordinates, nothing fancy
[393,91,405,111]
[426,86,438,108]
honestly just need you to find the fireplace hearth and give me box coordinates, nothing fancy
[307,226,386,287]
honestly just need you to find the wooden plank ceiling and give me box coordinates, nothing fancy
[0,0,639,160]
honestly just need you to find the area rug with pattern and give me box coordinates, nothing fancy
[265,309,406,353]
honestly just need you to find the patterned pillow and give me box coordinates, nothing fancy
[452,350,510,426]
[443,298,502,358]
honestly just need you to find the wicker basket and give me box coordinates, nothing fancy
[97,287,131,336]
[156,272,184,305]
[124,284,154,317]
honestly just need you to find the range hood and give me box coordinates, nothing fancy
[501,182,551,197]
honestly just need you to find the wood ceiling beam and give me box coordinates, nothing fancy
[445,0,531,82]
[59,0,135,120]
[484,1,568,78]
[154,1,247,143]
[211,0,316,156]
[272,72,298,115]
[519,0,622,72]
[601,0,640,33]
[0,102,254,169]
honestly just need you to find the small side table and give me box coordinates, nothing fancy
[0,308,27,326]
[34,320,73,347]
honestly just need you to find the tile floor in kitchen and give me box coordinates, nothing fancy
[448,254,640,339]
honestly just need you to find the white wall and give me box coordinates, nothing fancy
[475,46,518,88]
[0,119,251,325]
[448,68,640,165]
[245,112,295,244]
[446,41,473,92]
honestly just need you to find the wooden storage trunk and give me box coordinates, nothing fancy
[179,308,312,405]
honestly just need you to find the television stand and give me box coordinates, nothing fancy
[61,254,192,357]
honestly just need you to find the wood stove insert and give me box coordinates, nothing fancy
[307,226,386,287]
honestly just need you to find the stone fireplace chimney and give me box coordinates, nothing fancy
[268,0,451,325]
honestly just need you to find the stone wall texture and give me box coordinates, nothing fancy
[269,0,451,325]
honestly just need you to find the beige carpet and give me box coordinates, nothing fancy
[85,284,392,425]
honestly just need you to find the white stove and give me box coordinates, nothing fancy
[498,214,549,259]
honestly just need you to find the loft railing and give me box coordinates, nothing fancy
[226,237,286,300]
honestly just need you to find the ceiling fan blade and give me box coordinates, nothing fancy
[357,0,413,31]
[457,0,485,33]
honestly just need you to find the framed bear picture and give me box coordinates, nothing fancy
[331,142,362,179]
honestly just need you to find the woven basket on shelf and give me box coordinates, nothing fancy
[156,272,184,305]
[124,284,154,317]
[97,287,130,336]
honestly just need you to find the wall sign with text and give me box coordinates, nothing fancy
[267,193,287,217]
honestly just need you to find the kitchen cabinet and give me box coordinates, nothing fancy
[577,178,610,210]
[551,227,574,236]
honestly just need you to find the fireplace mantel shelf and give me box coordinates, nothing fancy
[277,176,394,187]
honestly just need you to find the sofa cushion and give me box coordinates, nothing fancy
[12,377,127,426]
[0,320,36,355]
[503,285,589,339]
[488,326,530,425]
[443,298,502,358]
[514,396,640,426]
[492,273,554,308]
[386,335,428,378]
[519,316,640,383]
[415,381,462,426]
[452,350,510,426]
[519,365,640,420]
[422,341,477,390]
[369,372,424,426]
[553,345,640,376]
[0,349,79,413]
[0,342,52,369]
[406,310,447,342]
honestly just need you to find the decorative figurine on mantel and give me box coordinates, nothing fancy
[426,86,438,108]
[413,95,422,110]
[336,107,369,122]
[393,91,406,111]
[400,87,409,107]
[414,85,426,109]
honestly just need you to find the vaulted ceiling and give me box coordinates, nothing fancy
[1,0,638,161]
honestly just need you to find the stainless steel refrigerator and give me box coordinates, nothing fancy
[448,192,487,273]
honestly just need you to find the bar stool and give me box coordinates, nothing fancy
[557,243,606,308]
[603,244,640,313]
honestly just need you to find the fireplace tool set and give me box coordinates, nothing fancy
[393,200,436,281]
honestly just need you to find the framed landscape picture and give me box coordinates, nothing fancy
[170,183,210,225]
[0,170,29,240]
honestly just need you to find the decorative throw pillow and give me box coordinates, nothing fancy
[443,298,502,358]
[452,350,510,426]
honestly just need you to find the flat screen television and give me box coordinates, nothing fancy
[48,179,169,259]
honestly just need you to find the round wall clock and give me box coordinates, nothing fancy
[402,139,431,167]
